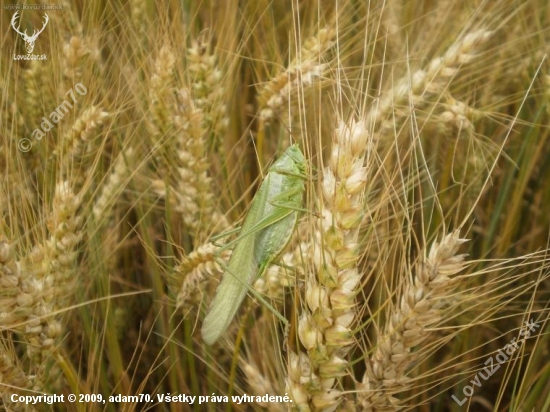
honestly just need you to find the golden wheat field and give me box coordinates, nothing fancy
[1,0,550,411]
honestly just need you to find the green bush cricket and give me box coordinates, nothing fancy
[201,144,306,345]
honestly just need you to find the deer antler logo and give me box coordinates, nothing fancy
[11,12,49,54]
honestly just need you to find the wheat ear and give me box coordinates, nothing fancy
[168,242,230,310]
[24,182,82,363]
[148,44,227,236]
[241,361,285,411]
[0,343,36,410]
[172,88,228,236]
[22,61,45,125]
[62,35,90,82]
[92,147,135,222]
[147,45,177,142]
[0,237,39,410]
[368,29,492,135]
[187,32,229,153]
[257,27,335,123]
[55,105,110,166]
[287,119,373,411]
[359,230,468,411]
